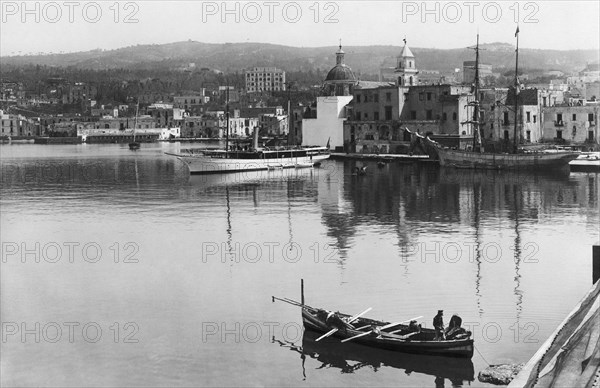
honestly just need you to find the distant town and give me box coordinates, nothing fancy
[1,40,598,152]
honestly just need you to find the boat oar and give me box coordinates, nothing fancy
[341,316,422,343]
[315,307,372,342]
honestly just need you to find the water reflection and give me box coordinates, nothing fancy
[273,330,474,386]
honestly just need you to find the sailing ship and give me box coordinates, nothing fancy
[425,31,579,170]
[128,102,141,150]
[167,85,330,174]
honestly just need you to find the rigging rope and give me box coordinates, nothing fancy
[474,344,491,366]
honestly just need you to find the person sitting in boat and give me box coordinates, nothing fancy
[408,320,421,333]
[433,310,445,341]
[445,314,462,338]
[321,310,353,331]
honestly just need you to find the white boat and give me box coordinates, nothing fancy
[167,146,330,174]
[569,152,600,171]
[167,85,329,174]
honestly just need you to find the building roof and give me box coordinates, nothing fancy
[325,64,357,82]
[400,44,414,58]
[355,81,395,89]
[506,88,538,105]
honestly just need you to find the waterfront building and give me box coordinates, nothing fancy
[245,67,286,93]
[146,103,186,129]
[342,41,476,152]
[542,103,599,145]
[302,43,356,149]
[0,109,39,137]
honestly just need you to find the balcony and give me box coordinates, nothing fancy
[554,120,564,127]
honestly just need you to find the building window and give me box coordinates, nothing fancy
[526,130,531,142]
[386,93,391,102]
[503,111,509,125]
[385,106,392,120]
[364,113,369,120]
[526,111,531,122]
[374,94,379,103]
[374,111,380,120]
[410,111,417,120]
[533,115,537,123]
[453,112,457,121]
[442,112,447,121]
[426,110,433,120]
[356,94,361,103]
[427,92,432,101]
[572,113,577,121]
[589,113,595,122]
[504,130,509,140]
[556,130,563,139]
[557,113,563,122]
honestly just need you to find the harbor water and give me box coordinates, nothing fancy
[1,143,598,387]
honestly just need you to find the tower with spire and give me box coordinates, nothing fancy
[394,38,419,87]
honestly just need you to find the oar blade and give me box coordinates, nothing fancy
[348,307,372,323]
[315,328,337,342]
[341,331,371,343]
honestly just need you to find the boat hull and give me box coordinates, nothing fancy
[434,147,579,170]
[174,153,330,174]
[569,153,600,172]
[302,308,474,358]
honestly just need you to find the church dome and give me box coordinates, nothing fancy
[325,64,356,82]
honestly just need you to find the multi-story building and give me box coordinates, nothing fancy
[0,110,38,137]
[542,104,599,145]
[174,91,209,115]
[245,67,286,93]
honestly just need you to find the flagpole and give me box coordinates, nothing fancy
[513,26,520,154]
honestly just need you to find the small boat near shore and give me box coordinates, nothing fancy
[569,152,600,172]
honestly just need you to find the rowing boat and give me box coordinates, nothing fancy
[301,306,474,358]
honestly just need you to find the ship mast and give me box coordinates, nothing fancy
[225,82,230,158]
[513,26,520,154]
[472,34,482,152]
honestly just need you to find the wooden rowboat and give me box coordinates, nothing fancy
[302,306,474,358]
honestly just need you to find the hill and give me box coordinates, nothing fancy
[1,41,598,75]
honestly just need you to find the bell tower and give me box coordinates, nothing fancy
[395,38,418,87]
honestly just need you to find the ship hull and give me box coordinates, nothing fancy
[172,152,330,174]
[433,146,579,170]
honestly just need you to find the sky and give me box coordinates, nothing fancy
[1,0,599,56]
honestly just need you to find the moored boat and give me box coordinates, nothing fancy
[167,146,330,174]
[423,32,579,171]
[569,152,600,172]
[428,143,580,170]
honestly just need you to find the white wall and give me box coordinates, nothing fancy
[302,96,353,148]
